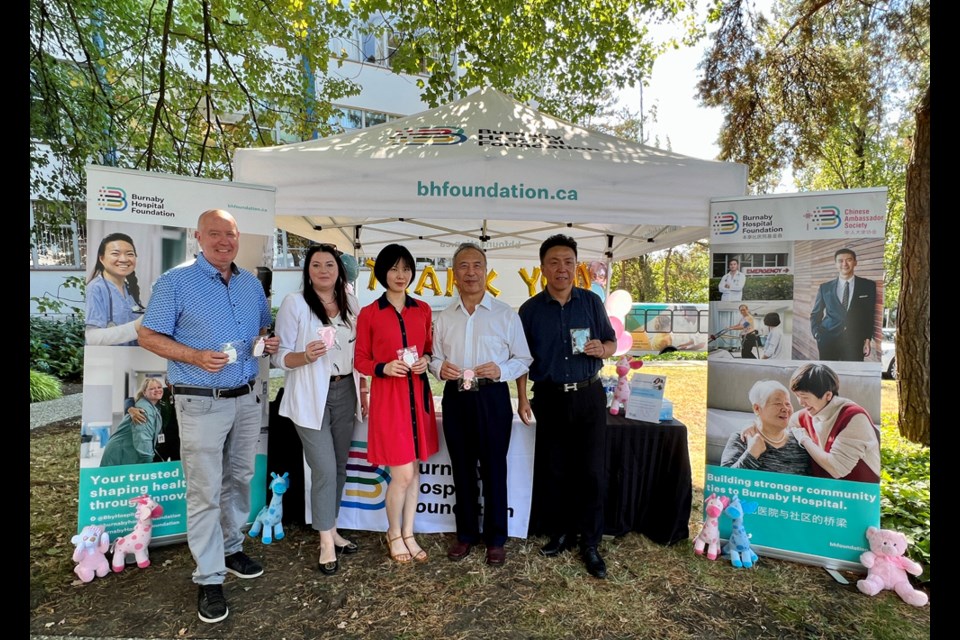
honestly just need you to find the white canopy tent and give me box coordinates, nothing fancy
[234,86,747,262]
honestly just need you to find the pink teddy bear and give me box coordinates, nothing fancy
[71,525,111,583]
[857,526,928,606]
[609,356,643,416]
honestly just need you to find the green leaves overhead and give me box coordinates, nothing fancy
[31,0,695,199]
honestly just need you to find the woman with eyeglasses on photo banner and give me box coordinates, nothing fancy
[355,243,438,565]
[85,232,146,346]
[272,244,369,576]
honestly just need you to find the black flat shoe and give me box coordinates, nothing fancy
[318,558,339,575]
[335,541,359,555]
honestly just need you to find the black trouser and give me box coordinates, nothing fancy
[741,331,759,359]
[529,378,607,548]
[441,381,513,547]
[817,331,864,361]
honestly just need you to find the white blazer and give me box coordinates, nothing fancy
[271,291,363,430]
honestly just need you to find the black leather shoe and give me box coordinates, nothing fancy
[318,557,339,575]
[335,541,359,555]
[581,546,607,579]
[540,534,577,557]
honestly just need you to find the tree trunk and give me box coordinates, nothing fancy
[897,83,930,446]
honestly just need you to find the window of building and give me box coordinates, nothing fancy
[30,200,86,269]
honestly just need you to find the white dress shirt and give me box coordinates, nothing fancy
[429,292,533,383]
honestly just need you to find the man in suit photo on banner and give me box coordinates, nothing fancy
[810,248,878,362]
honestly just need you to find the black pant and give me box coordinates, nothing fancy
[529,379,607,547]
[741,331,759,359]
[441,381,514,547]
[817,331,865,361]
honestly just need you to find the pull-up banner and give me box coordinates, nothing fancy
[78,166,276,544]
[706,188,886,571]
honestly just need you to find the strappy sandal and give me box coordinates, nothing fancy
[386,534,411,564]
[403,535,428,562]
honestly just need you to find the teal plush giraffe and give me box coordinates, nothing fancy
[249,472,289,544]
[722,492,759,568]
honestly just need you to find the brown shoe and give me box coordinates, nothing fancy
[447,541,472,561]
[486,546,506,566]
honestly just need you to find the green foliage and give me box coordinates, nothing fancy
[31,0,360,198]
[363,0,695,121]
[878,413,930,570]
[708,274,794,301]
[638,350,706,361]
[30,370,63,403]
[30,317,85,381]
[31,0,700,202]
[30,275,86,316]
[612,242,709,303]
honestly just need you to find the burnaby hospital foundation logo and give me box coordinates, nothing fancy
[97,187,128,212]
[341,441,388,511]
[389,127,468,145]
[803,205,842,230]
[712,211,739,235]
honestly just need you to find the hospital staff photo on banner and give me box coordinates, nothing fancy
[706,187,887,571]
[77,166,276,544]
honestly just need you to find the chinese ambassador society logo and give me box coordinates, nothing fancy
[97,187,128,212]
[803,205,842,230]
[389,127,468,145]
[712,211,739,235]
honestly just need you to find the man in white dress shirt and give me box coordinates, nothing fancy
[718,258,746,301]
[430,243,532,566]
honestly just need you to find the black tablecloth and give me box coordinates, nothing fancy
[528,415,692,545]
[603,415,692,545]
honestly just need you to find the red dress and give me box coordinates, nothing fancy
[355,294,438,466]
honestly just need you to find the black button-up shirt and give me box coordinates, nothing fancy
[518,286,615,383]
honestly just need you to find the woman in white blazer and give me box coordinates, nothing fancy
[272,244,368,575]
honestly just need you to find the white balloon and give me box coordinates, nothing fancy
[605,289,633,319]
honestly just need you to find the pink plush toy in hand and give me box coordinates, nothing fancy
[71,525,110,583]
[857,526,928,606]
[609,356,643,416]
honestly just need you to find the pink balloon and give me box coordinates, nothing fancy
[613,330,634,356]
[609,316,624,337]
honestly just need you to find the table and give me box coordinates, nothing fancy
[603,415,692,545]
[528,415,692,546]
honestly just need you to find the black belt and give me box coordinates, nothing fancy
[330,374,353,382]
[475,377,500,386]
[539,372,601,393]
[172,380,255,399]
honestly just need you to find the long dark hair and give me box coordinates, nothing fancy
[302,244,351,327]
[88,232,144,309]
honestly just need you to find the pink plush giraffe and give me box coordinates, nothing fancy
[609,356,643,415]
[693,493,730,560]
[111,494,164,572]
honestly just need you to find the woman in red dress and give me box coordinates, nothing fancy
[355,244,438,563]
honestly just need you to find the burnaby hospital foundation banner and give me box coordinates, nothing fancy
[707,188,886,571]
[77,166,276,543]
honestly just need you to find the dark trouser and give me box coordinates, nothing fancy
[817,332,864,361]
[441,380,513,548]
[741,332,759,359]
[530,378,607,548]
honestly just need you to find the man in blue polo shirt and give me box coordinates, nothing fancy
[516,234,616,579]
[139,209,279,623]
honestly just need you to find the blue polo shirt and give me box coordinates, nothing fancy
[518,286,615,383]
[142,253,271,387]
